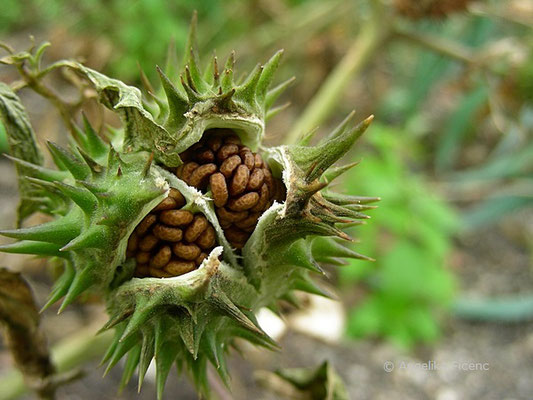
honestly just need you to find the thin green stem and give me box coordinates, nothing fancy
[285,2,391,145]
[393,25,475,65]
[392,24,508,80]
[15,63,78,137]
[0,325,113,400]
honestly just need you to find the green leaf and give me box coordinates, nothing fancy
[0,82,44,225]
[379,243,455,303]
[452,140,533,182]
[0,120,8,153]
[346,297,382,337]
[435,85,489,171]
[453,295,533,322]
[463,195,533,229]
[54,61,181,167]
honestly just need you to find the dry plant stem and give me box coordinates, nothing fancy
[0,269,55,399]
[285,1,390,144]
[0,323,113,400]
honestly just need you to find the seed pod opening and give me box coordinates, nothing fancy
[176,128,286,249]
[126,188,217,278]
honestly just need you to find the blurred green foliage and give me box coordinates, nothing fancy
[380,14,533,231]
[341,124,458,348]
[0,0,243,81]
[0,0,25,32]
[0,122,8,154]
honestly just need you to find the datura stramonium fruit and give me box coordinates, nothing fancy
[0,17,378,399]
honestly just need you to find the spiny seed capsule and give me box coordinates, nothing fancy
[126,188,216,278]
[176,128,286,249]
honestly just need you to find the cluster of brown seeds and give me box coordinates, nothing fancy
[127,188,217,278]
[176,128,285,249]
[126,129,284,277]
[393,0,473,19]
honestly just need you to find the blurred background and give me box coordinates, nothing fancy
[0,0,532,399]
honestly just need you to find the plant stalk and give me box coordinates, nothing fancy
[15,64,78,137]
[393,25,475,65]
[285,2,390,145]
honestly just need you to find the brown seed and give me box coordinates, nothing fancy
[240,150,255,170]
[246,168,264,191]
[136,251,151,264]
[254,153,264,168]
[230,165,250,196]
[184,215,208,242]
[217,144,239,161]
[195,252,208,266]
[139,234,159,251]
[168,188,186,207]
[135,264,150,277]
[234,212,260,229]
[136,214,157,236]
[150,245,172,268]
[152,224,183,241]
[220,219,232,229]
[165,260,196,276]
[224,227,249,246]
[149,267,173,278]
[189,163,217,188]
[196,147,215,163]
[262,167,275,193]
[210,173,228,207]
[178,149,193,163]
[160,210,194,226]
[207,136,223,152]
[224,135,241,145]
[153,196,176,212]
[173,243,201,260]
[227,192,260,211]
[127,232,139,252]
[190,142,203,151]
[219,155,241,178]
[178,162,199,183]
[251,184,270,212]
[216,207,248,222]
[196,225,216,249]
